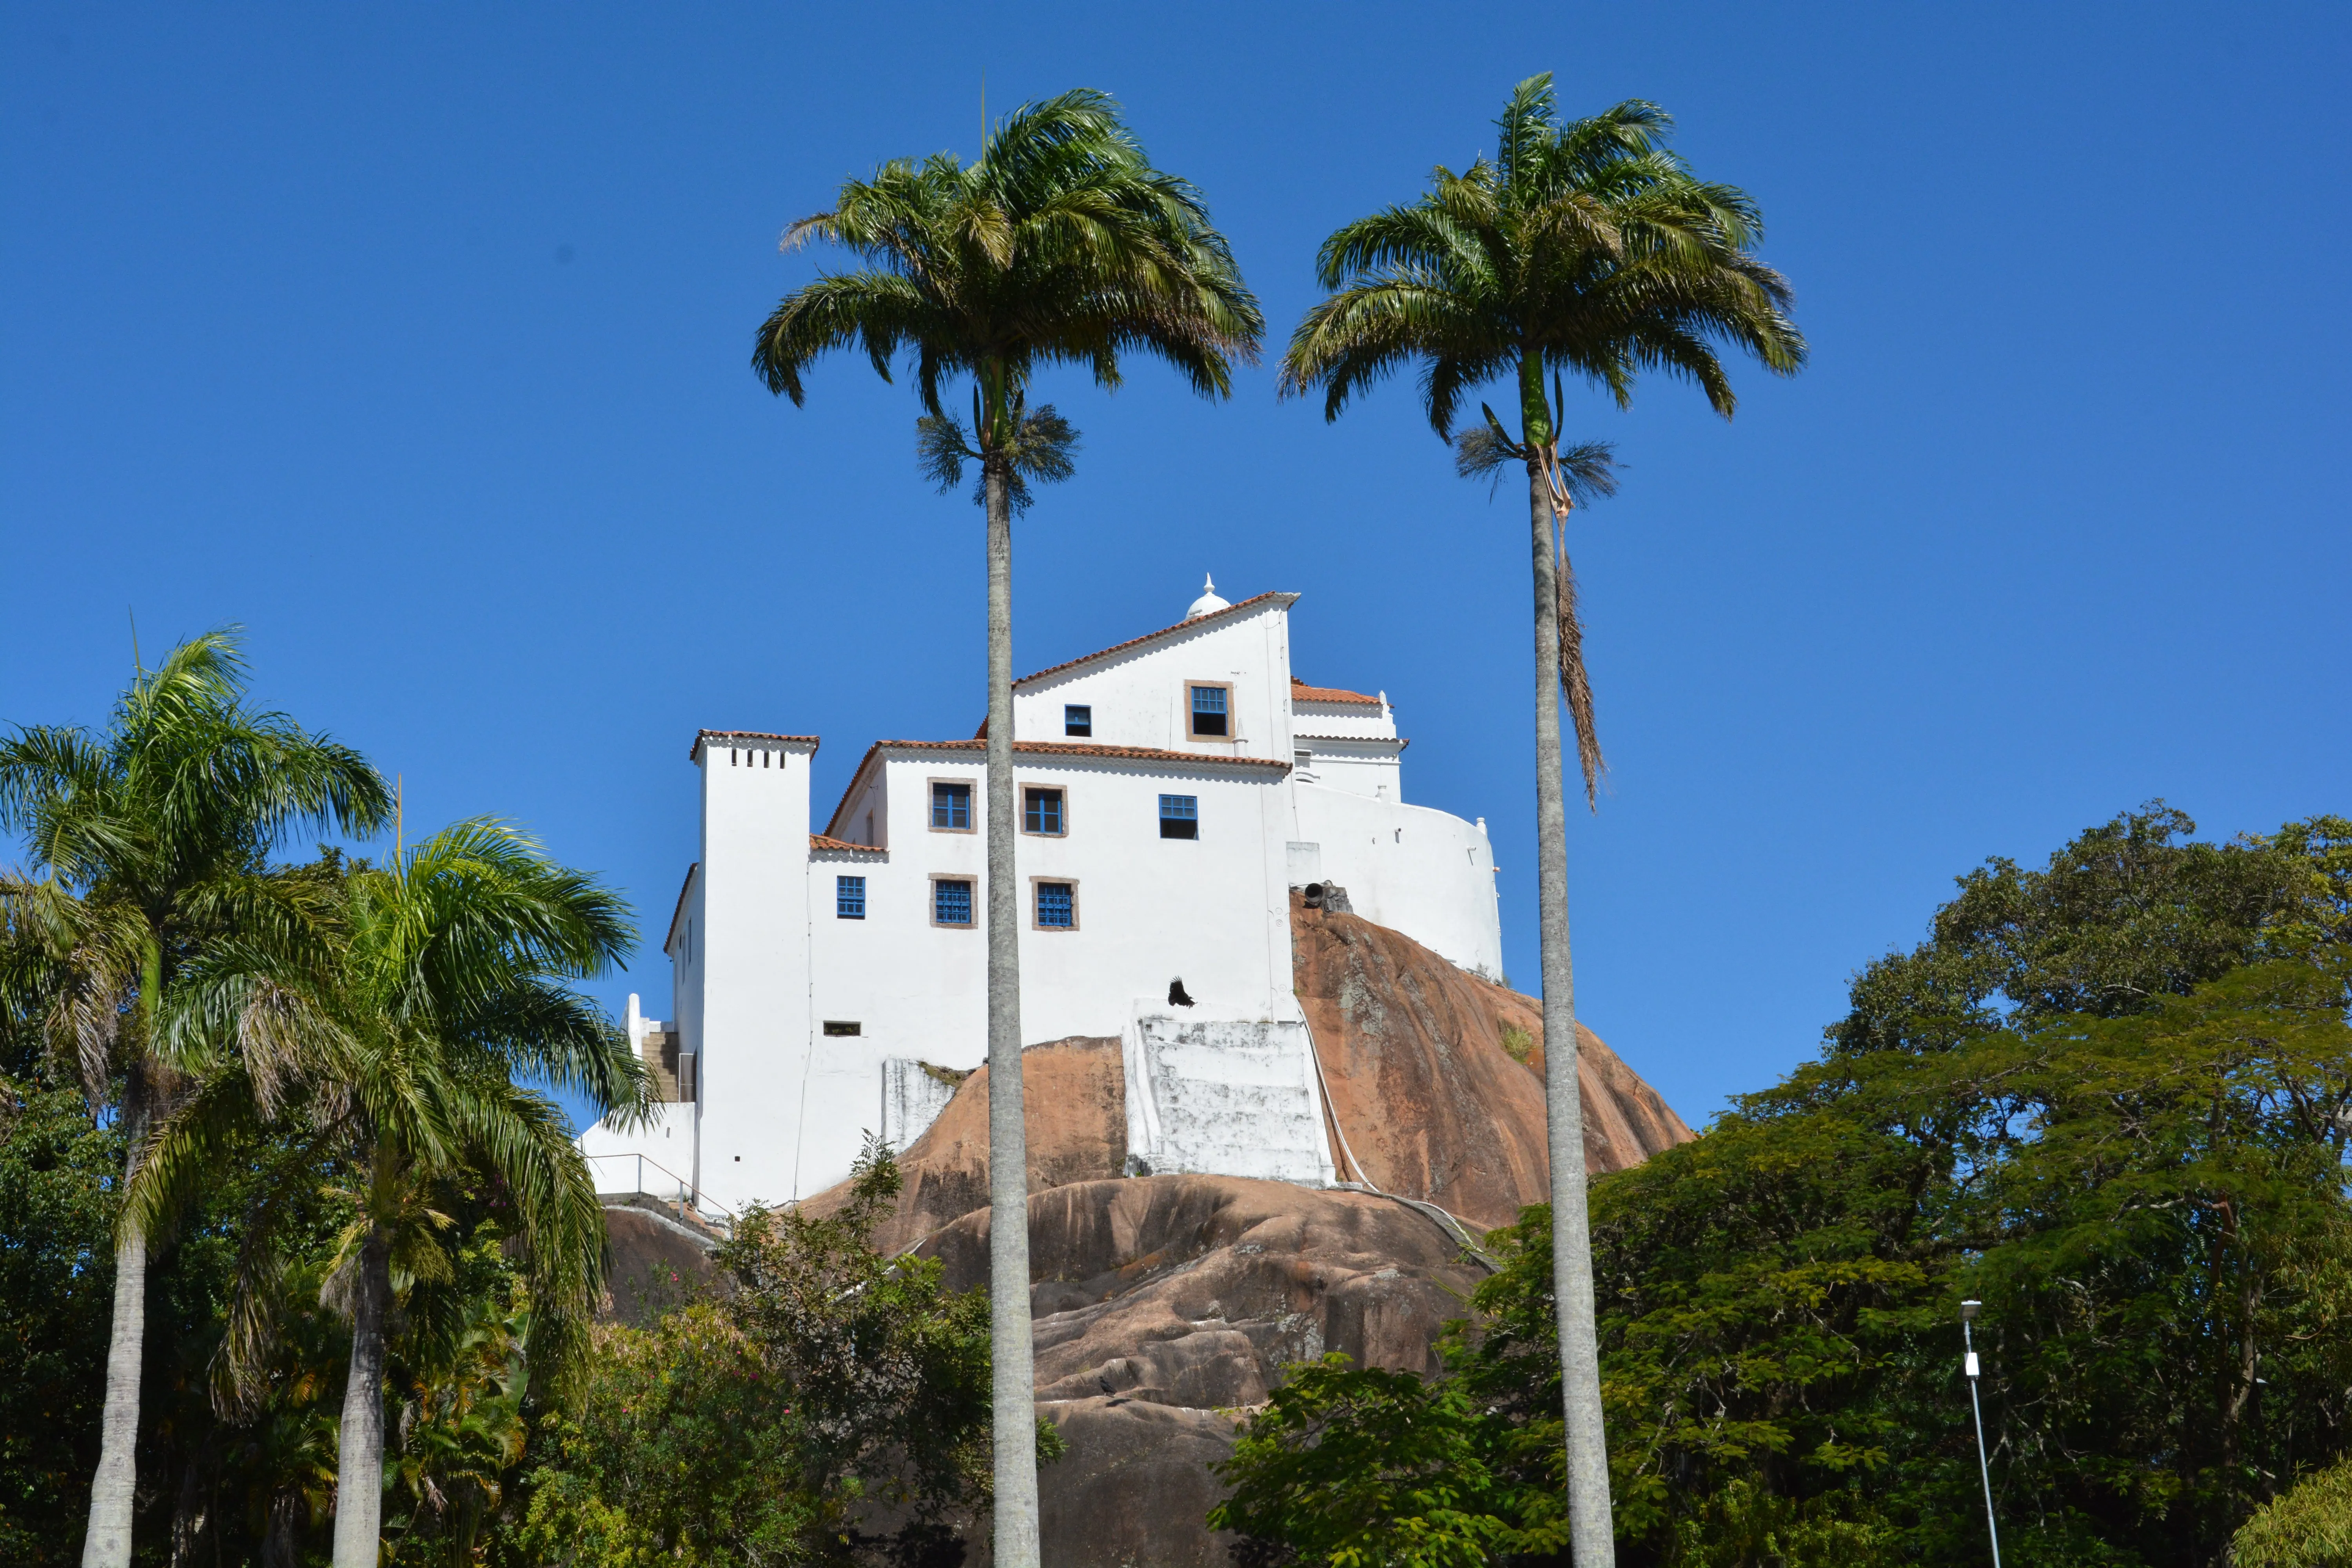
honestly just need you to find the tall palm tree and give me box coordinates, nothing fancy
[1280,75,1805,1566]
[0,632,389,1568]
[129,819,650,1568]
[750,87,1260,1567]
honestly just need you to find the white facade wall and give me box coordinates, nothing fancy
[880,1058,962,1150]
[677,735,815,1210]
[580,1102,700,1199]
[583,588,1514,1214]
[1006,594,1298,765]
[1292,737,1406,802]
[777,746,1295,1209]
[1290,693,1395,743]
[1292,782,1504,980]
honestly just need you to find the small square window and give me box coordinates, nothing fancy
[1189,684,1229,737]
[1064,704,1092,737]
[822,1020,861,1037]
[1023,787,1065,835]
[1160,794,1199,840]
[931,781,972,830]
[836,875,866,920]
[933,878,974,926]
[1035,881,1076,929]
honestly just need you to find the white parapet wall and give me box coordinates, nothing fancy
[580,1102,700,1201]
[1122,1003,1336,1186]
[880,1058,963,1154]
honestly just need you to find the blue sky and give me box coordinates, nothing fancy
[5,4,2347,1134]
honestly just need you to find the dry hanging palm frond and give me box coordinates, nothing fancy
[1556,530,1604,810]
[1446,405,1613,811]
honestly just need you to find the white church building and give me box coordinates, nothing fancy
[581,580,1504,1219]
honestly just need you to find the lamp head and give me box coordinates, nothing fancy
[1960,1299,1982,1322]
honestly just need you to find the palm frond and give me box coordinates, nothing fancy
[1285,80,1805,443]
[1453,423,1520,490]
[1553,440,1622,508]
[755,88,1261,484]
[1494,73,1560,196]
[915,413,976,494]
[1557,543,1606,811]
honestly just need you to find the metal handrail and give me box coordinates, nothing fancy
[1302,1012,1499,1271]
[584,1151,735,1235]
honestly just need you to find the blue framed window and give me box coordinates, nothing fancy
[1064,704,1092,737]
[1189,684,1229,737]
[1024,787,1064,835]
[930,781,972,830]
[836,875,866,920]
[1035,881,1076,929]
[933,878,974,926]
[1160,794,1199,840]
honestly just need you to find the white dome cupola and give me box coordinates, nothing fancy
[1185,574,1230,620]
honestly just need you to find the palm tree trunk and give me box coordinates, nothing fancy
[80,1083,148,1568]
[982,458,1040,1568]
[330,1225,392,1568]
[1528,458,1615,1565]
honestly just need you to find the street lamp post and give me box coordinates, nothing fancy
[1960,1300,2003,1568]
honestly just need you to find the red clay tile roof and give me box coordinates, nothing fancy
[690,730,820,760]
[1290,676,1381,706]
[808,833,880,853]
[824,737,1290,838]
[1011,592,1298,689]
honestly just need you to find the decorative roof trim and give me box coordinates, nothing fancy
[878,738,1292,768]
[663,862,699,953]
[824,747,891,841]
[1011,592,1298,690]
[690,730,820,761]
[824,737,1291,838]
[809,833,885,855]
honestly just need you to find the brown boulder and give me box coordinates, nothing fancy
[750,903,1698,1563]
[1030,1399,1243,1568]
[1293,891,1692,1227]
[802,1035,1129,1255]
[813,902,1690,1244]
[597,1199,720,1326]
[935,1174,1490,1568]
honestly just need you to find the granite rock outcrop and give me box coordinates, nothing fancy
[611,901,1695,1565]
[1290,891,1691,1226]
[927,1174,1491,1568]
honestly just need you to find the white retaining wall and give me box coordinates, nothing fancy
[1121,1004,1335,1186]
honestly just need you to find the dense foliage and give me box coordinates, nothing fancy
[1,641,1025,1567]
[0,1002,543,1567]
[0,1024,118,1563]
[519,1141,1019,1567]
[1218,806,2352,1568]
[2230,1457,2352,1566]
[1211,1356,1530,1568]
[3,941,1014,1568]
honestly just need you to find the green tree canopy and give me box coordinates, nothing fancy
[0,630,389,1568]
[131,821,650,1568]
[1216,807,2352,1568]
[519,1143,1021,1567]
[751,85,1261,489]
